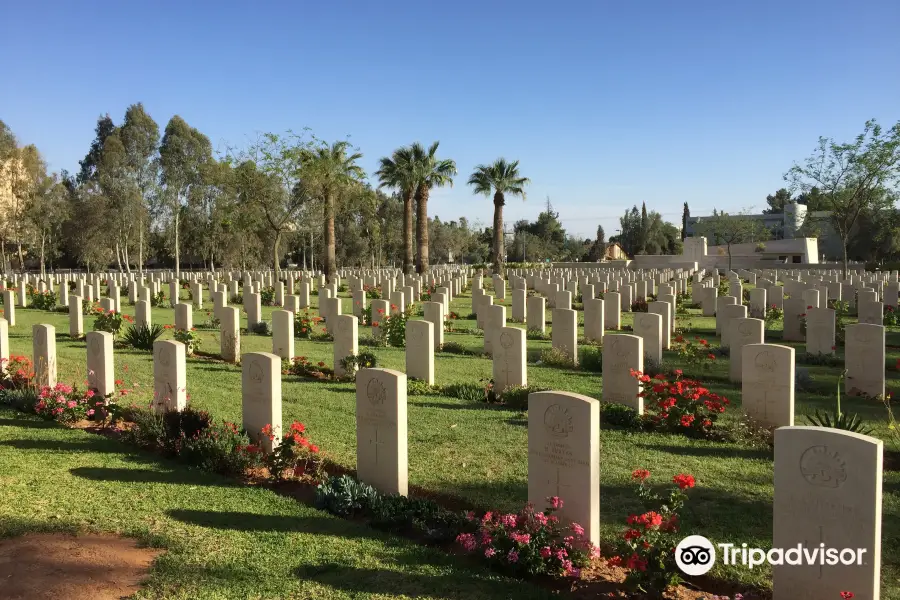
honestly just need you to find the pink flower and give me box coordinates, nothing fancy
[66,400,77,408]
[86,409,95,416]
[549,496,563,509]
[500,514,517,527]
[570,523,585,537]
[455,533,476,552]
[540,546,552,559]
[481,511,494,524]
[465,511,475,521]
[507,549,519,563]
[510,532,531,545]
[484,547,496,558]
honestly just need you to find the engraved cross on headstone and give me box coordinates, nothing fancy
[547,467,572,499]
[804,525,825,580]
[369,426,385,465]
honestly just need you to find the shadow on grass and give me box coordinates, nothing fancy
[70,466,233,487]
[167,509,388,541]
[636,443,772,461]
[0,417,58,429]
[0,438,122,453]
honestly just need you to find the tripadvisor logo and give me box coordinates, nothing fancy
[675,535,869,575]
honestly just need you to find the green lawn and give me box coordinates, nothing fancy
[0,405,554,600]
[1,284,899,597]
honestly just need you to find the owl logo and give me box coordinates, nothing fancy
[800,445,847,488]
[543,404,573,438]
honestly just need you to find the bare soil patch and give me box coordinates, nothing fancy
[0,532,161,600]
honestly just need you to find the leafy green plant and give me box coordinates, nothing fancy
[92,307,133,338]
[315,474,381,517]
[442,382,486,401]
[407,379,440,396]
[260,286,276,306]
[295,310,324,339]
[440,341,478,355]
[284,356,331,379]
[151,290,167,307]
[28,289,56,311]
[248,321,271,336]
[579,346,602,372]
[173,328,201,355]
[526,328,550,340]
[601,402,644,430]
[339,351,378,372]
[607,470,697,595]
[806,372,874,435]
[123,323,165,351]
[488,384,550,410]
[260,422,322,481]
[539,347,576,369]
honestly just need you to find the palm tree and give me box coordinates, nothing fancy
[410,141,456,273]
[467,158,530,273]
[302,141,365,283]
[375,146,416,274]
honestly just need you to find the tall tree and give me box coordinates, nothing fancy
[681,202,689,241]
[467,158,530,273]
[786,119,900,276]
[77,114,116,184]
[25,174,69,277]
[301,140,365,283]
[10,145,47,271]
[375,146,416,274]
[411,141,456,273]
[97,132,141,271]
[119,103,159,275]
[159,116,212,278]
[762,188,793,214]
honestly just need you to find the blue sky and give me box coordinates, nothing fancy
[2,0,898,241]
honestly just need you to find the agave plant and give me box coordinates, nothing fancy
[123,323,165,351]
[806,371,874,435]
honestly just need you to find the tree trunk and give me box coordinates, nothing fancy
[403,189,414,275]
[492,191,505,274]
[115,242,123,272]
[310,230,315,272]
[138,223,144,277]
[273,230,282,279]
[1,239,7,276]
[415,185,429,274]
[842,240,849,279]
[727,244,732,273]
[174,210,181,279]
[16,234,25,274]
[324,191,336,283]
[124,245,132,274]
[40,234,46,278]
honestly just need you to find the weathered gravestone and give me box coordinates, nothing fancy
[845,323,885,398]
[405,320,434,384]
[153,340,186,413]
[241,352,282,453]
[333,315,359,377]
[773,427,882,600]
[86,331,114,398]
[728,318,764,382]
[602,334,643,413]
[355,368,408,496]
[33,324,56,388]
[271,310,295,359]
[493,326,527,394]
[742,343,794,427]
[528,391,600,546]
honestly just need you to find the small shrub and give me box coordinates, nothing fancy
[173,328,201,355]
[631,297,648,313]
[123,323,165,351]
[799,351,841,367]
[607,470,697,595]
[362,285,381,300]
[539,347,576,369]
[372,304,409,348]
[671,335,718,372]
[34,383,101,423]
[456,497,598,578]
[150,290,167,307]
[489,384,550,410]
[601,403,643,430]
[198,310,221,329]
[442,382,486,401]
[284,356,331,379]
[579,346,602,372]
[764,304,783,330]
[806,372,873,435]
[407,379,439,396]
[440,341,477,356]
[526,328,550,341]
[248,321,271,336]
[93,308,133,338]
[0,355,35,389]
[340,351,378,373]
[295,310,324,339]
[885,305,898,328]
[315,474,381,518]
[28,289,56,311]
[260,421,322,482]
[260,286,276,306]
[0,387,39,412]
[632,369,729,438]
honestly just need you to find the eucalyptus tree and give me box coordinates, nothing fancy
[375,145,416,274]
[119,103,159,275]
[159,115,212,277]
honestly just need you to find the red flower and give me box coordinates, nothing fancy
[673,474,696,489]
[680,415,695,427]
[840,593,854,599]
[626,553,648,571]
[607,556,623,567]
[317,361,325,367]
[707,353,716,360]
[698,339,708,345]
[623,528,642,541]
[631,469,650,482]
